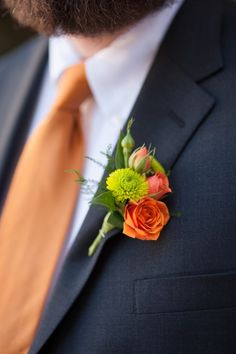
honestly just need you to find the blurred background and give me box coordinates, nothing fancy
[0,1,35,56]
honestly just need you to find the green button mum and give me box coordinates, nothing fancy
[106,168,148,203]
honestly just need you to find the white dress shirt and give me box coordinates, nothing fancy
[30,0,184,256]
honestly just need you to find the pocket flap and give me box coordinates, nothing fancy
[134,271,236,314]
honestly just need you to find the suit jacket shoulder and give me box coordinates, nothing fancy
[0,37,46,94]
[0,37,47,208]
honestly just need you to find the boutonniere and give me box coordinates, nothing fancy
[71,119,174,256]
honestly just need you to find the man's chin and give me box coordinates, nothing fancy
[3,0,172,37]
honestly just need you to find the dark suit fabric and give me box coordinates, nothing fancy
[1,0,236,353]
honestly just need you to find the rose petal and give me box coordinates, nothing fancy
[123,197,170,241]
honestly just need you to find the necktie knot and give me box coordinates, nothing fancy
[54,62,92,112]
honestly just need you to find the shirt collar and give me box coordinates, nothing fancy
[49,0,184,119]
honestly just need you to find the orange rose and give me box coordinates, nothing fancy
[123,197,170,240]
[147,172,172,200]
[128,146,151,173]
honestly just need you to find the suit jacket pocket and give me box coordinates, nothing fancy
[134,271,236,314]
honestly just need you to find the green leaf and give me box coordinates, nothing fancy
[150,156,166,174]
[93,158,115,199]
[105,155,116,175]
[107,211,124,229]
[65,169,86,184]
[115,131,125,169]
[65,169,81,177]
[91,191,116,211]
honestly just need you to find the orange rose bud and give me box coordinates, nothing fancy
[123,197,170,241]
[128,146,151,174]
[147,172,171,200]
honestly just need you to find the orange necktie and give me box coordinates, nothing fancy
[0,63,91,354]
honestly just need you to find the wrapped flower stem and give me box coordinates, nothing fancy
[88,212,115,256]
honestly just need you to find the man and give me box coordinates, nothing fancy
[0,0,236,353]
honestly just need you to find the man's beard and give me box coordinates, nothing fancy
[3,0,174,37]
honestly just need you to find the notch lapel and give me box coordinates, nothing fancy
[0,37,48,210]
[30,0,224,352]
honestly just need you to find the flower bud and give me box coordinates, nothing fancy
[147,172,171,200]
[129,146,151,174]
[121,133,135,151]
[121,132,135,168]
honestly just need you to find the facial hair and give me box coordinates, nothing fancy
[3,0,175,37]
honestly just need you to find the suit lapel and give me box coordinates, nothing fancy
[0,37,48,210]
[30,0,223,352]
[129,53,216,169]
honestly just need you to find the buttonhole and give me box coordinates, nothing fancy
[169,111,186,128]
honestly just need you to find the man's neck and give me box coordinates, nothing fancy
[69,30,125,59]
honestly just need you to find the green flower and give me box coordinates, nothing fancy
[106,168,148,203]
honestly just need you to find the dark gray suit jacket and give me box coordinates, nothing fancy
[1,0,236,353]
